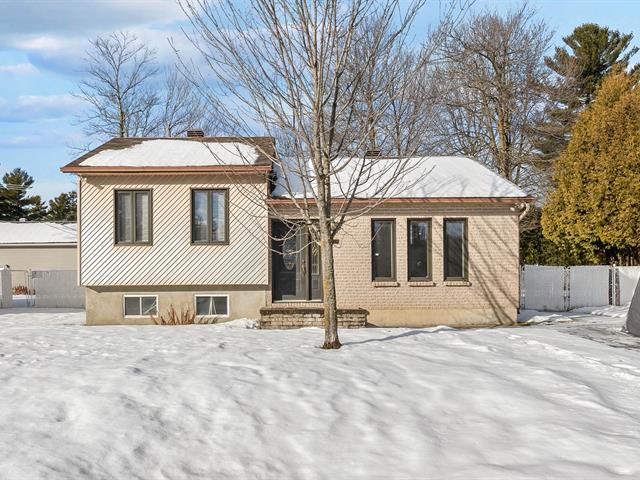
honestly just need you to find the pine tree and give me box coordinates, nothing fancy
[542,70,640,264]
[536,23,638,162]
[0,168,47,221]
[524,24,639,265]
[47,191,77,221]
[548,24,638,104]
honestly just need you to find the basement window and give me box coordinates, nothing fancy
[195,295,229,316]
[123,295,158,317]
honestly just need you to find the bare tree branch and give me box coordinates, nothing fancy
[434,3,552,196]
[178,0,466,348]
[76,31,160,140]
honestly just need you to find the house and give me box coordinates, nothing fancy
[61,134,533,327]
[0,221,77,287]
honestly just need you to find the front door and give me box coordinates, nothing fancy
[272,221,322,302]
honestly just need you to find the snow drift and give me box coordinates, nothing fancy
[0,309,639,479]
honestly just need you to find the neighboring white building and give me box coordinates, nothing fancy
[0,221,77,286]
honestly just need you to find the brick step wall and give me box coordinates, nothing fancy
[259,307,368,329]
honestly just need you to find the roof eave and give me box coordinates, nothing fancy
[267,196,535,205]
[60,165,272,174]
[0,242,77,247]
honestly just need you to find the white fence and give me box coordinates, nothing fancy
[30,270,85,308]
[568,265,611,309]
[521,265,640,311]
[0,267,11,308]
[617,266,640,305]
[520,266,566,311]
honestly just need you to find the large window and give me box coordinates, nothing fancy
[195,295,229,316]
[192,189,228,244]
[444,219,468,280]
[115,190,151,244]
[123,295,158,316]
[371,219,395,281]
[408,219,431,281]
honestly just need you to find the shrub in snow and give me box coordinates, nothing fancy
[152,305,214,325]
[12,285,32,295]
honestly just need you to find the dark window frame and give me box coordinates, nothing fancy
[114,189,153,246]
[191,188,230,245]
[443,218,468,281]
[407,218,432,282]
[371,218,396,282]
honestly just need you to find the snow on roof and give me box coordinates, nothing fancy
[272,156,529,199]
[77,139,265,167]
[0,222,77,245]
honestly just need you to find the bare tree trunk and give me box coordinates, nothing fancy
[178,0,443,349]
[319,218,340,349]
[119,101,126,138]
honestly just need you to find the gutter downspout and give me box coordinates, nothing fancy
[513,201,531,316]
[518,202,531,222]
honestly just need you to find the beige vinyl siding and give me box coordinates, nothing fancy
[79,174,268,286]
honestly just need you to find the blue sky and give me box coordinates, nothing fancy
[1,0,639,201]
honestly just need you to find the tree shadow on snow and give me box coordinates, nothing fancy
[342,329,441,346]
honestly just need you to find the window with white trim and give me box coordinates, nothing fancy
[195,295,229,316]
[123,295,158,316]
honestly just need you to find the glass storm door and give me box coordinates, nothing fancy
[309,241,322,300]
[272,221,322,302]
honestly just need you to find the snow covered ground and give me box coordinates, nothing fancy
[519,304,640,350]
[1,309,640,479]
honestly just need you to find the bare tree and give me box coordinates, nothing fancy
[77,31,159,139]
[179,0,463,348]
[347,11,463,156]
[158,66,221,136]
[435,4,553,194]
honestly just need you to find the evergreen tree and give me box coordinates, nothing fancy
[27,194,48,220]
[47,191,77,221]
[548,23,638,104]
[0,169,47,221]
[542,70,640,264]
[520,205,596,265]
[536,23,638,162]
[524,24,639,265]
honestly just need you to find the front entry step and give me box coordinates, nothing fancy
[259,307,368,329]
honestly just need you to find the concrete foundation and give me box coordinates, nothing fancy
[366,307,517,328]
[85,285,267,325]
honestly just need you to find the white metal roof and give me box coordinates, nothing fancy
[272,156,529,199]
[0,222,77,245]
[78,139,260,167]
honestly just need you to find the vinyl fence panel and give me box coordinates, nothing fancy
[568,265,611,308]
[31,270,84,308]
[521,265,566,311]
[617,266,640,305]
[0,267,11,308]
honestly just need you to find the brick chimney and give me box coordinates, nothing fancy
[187,129,205,138]
[364,149,382,158]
